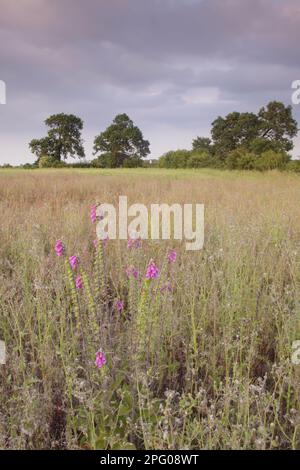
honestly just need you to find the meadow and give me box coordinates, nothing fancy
[0,168,300,450]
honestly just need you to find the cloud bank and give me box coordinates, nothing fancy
[0,0,299,164]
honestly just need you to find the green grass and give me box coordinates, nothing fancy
[0,166,276,178]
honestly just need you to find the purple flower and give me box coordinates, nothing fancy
[127,237,141,249]
[55,239,64,257]
[95,350,106,369]
[75,275,83,290]
[115,299,124,312]
[90,205,97,224]
[69,255,79,270]
[168,249,177,264]
[125,266,139,279]
[145,259,159,279]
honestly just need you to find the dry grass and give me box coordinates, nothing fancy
[0,168,300,449]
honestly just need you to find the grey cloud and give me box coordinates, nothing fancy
[0,0,300,164]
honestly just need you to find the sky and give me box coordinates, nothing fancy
[0,0,300,165]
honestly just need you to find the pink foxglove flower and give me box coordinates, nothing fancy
[127,237,141,249]
[95,350,106,369]
[75,275,83,290]
[145,259,159,279]
[125,266,139,279]
[69,255,79,270]
[115,300,124,312]
[55,239,64,257]
[90,205,97,224]
[168,249,177,263]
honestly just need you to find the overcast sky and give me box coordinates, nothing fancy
[0,0,300,164]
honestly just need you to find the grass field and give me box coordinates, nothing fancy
[0,168,300,449]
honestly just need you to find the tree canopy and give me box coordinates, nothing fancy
[210,101,298,159]
[93,114,150,168]
[159,101,298,171]
[27,100,298,172]
[257,101,298,152]
[29,113,85,161]
[211,112,260,159]
[192,137,212,153]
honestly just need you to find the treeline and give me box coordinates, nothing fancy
[29,113,150,169]
[20,100,300,172]
[158,148,300,172]
[158,101,300,171]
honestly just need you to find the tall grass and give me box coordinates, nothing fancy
[0,169,299,449]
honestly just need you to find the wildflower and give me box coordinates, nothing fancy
[55,239,64,257]
[90,204,97,224]
[69,255,79,270]
[125,266,139,279]
[75,275,83,290]
[168,249,177,264]
[95,350,106,369]
[115,299,124,312]
[93,239,98,248]
[127,237,141,249]
[145,259,159,279]
[127,238,134,249]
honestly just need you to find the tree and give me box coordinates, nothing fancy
[249,137,282,155]
[38,155,67,168]
[257,101,298,152]
[255,150,290,171]
[192,137,212,153]
[29,113,85,161]
[29,137,54,160]
[158,150,191,169]
[93,114,150,168]
[227,147,258,170]
[186,151,211,168]
[210,101,298,160]
[211,112,260,159]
